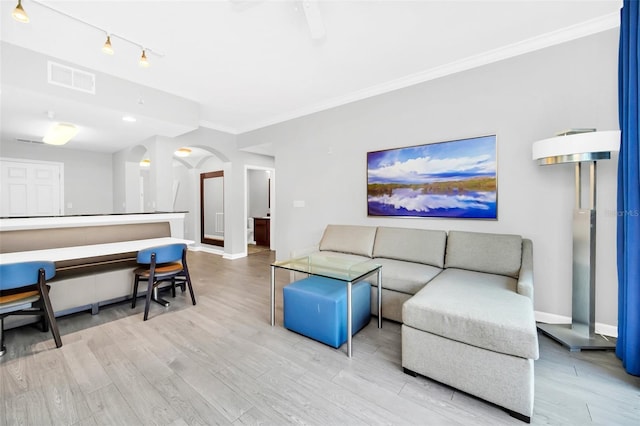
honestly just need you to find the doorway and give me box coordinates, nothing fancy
[245,166,275,255]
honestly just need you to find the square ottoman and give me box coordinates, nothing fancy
[283,275,371,348]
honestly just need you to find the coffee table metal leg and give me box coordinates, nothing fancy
[347,280,353,358]
[270,265,275,326]
[377,268,382,328]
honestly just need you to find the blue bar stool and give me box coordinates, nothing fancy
[0,261,62,356]
[131,243,196,321]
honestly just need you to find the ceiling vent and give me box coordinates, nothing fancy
[16,138,44,145]
[47,61,95,94]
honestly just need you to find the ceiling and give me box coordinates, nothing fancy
[0,0,622,154]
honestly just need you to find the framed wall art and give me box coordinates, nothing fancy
[367,135,497,219]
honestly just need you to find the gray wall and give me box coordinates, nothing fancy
[0,139,114,215]
[238,29,620,330]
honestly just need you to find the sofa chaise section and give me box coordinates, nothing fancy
[402,231,538,422]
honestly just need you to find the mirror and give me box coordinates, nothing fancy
[200,170,224,247]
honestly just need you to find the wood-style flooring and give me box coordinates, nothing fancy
[1,250,638,425]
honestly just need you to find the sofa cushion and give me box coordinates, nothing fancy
[445,231,523,278]
[370,258,442,295]
[403,268,539,359]
[319,225,377,258]
[373,227,447,268]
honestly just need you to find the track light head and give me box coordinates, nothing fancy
[12,0,29,23]
[102,35,114,55]
[139,49,150,68]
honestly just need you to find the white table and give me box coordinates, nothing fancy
[0,237,194,264]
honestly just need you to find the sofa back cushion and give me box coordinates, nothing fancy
[445,230,522,278]
[319,225,377,258]
[373,227,447,268]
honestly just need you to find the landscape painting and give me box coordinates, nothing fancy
[367,135,497,219]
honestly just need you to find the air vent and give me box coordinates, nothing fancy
[48,61,95,94]
[16,138,44,145]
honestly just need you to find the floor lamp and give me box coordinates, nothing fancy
[532,129,620,351]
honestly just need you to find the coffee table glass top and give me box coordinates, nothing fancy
[272,254,380,282]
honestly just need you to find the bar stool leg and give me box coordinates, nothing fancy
[0,317,6,357]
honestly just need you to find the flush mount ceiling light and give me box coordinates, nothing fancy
[43,123,78,145]
[139,49,150,68]
[139,159,151,167]
[19,1,163,66]
[122,115,136,123]
[12,0,29,23]
[174,148,192,157]
[102,35,114,55]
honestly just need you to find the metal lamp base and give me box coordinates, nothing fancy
[537,323,616,352]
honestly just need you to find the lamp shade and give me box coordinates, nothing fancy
[532,130,620,165]
[12,0,29,23]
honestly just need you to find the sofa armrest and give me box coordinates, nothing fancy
[517,239,534,301]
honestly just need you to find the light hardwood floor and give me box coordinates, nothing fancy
[1,250,638,425]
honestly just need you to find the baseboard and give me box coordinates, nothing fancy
[191,245,224,256]
[535,311,617,338]
[223,252,246,260]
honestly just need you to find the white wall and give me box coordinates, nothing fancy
[238,30,620,331]
[0,139,114,215]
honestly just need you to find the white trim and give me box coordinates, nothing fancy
[191,244,224,256]
[535,310,617,338]
[236,12,620,134]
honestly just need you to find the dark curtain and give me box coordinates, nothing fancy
[616,0,640,376]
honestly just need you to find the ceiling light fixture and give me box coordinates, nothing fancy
[43,123,78,145]
[12,0,29,23]
[102,35,114,55]
[174,148,192,157]
[22,1,163,66]
[122,115,136,123]
[140,159,151,167]
[139,49,150,68]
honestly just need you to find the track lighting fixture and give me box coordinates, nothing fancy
[139,49,150,68]
[12,0,29,23]
[14,1,163,67]
[102,35,114,55]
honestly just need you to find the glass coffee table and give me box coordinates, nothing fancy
[271,254,382,357]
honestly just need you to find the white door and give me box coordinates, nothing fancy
[0,159,63,217]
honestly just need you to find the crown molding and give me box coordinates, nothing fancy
[237,12,620,134]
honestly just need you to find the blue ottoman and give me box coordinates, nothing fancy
[283,275,371,348]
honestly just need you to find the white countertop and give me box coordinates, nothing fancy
[0,237,194,265]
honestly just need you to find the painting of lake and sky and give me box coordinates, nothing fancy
[367,135,497,219]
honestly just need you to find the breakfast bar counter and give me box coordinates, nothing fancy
[0,212,190,319]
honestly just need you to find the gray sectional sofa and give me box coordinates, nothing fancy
[312,224,539,422]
